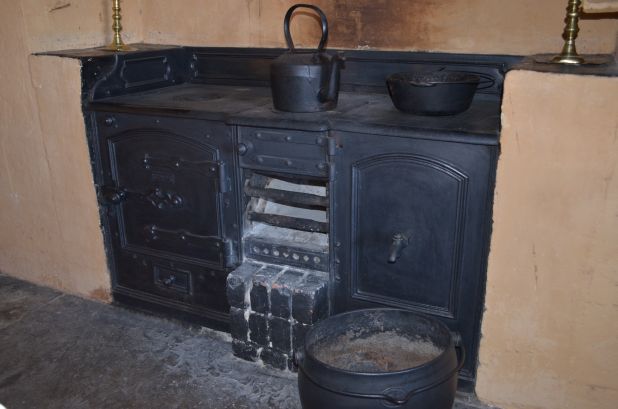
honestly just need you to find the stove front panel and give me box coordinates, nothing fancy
[351,153,468,319]
[95,113,241,327]
[332,130,497,383]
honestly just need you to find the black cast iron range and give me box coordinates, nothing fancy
[75,44,520,391]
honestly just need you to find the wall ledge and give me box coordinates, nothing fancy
[513,54,618,77]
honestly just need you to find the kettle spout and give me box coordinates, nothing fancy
[319,53,345,103]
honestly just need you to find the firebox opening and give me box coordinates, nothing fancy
[242,171,329,269]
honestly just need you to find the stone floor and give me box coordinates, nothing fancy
[0,272,491,409]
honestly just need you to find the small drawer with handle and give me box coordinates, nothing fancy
[154,265,191,294]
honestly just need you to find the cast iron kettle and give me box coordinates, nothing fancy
[270,4,345,113]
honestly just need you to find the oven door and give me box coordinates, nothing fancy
[96,111,240,271]
[331,130,497,385]
[95,113,239,324]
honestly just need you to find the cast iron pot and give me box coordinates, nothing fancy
[297,308,464,409]
[270,4,344,113]
[387,71,493,115]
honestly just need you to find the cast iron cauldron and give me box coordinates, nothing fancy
[270,4,344,113]
[387,71,494,115]
[297,308,465,409]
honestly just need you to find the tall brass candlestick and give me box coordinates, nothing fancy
[533,0,613,65]
[103,0,135,52]
[552,0,586,64]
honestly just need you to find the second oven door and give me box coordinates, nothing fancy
[331,130,497,382]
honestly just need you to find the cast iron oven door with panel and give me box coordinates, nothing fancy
[331,131,496,382]
[95,113,240,326]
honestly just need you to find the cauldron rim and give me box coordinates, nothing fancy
[302,307,454,376]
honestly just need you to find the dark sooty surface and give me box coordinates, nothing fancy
[311,331,443,372]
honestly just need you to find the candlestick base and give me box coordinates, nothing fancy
[101,42,137,52]
[551,54,586,64]
[533,54,614,65]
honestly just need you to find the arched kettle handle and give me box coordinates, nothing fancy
[284,4,328,52]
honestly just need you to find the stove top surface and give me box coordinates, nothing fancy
[91,83,502,143]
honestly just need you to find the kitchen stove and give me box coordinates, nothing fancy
[74,45,521,390]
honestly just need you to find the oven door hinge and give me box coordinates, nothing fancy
[99,185,126,205]
[223,238,238,268]
[217,161,231,193]
[327,135,337,157]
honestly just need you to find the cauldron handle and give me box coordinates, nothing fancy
[381,344,466,405]
[283,4,328,52]
[293,350,305,366]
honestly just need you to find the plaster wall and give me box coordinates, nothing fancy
[142,0,618,55]
[0,0,143,299]
[476,70,618,409]
[584,0,618,13]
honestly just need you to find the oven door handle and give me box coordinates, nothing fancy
[144,225,238,268]
[387,232,411,263]
[100,185,185,210]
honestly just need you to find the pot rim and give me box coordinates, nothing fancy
[303,307,455,376]
[387,71,480,87]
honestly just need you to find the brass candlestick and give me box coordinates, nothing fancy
[533,0,613,65]
[552,0,585,64]
[102,0,135,52]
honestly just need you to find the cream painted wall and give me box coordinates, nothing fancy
[0,0,143,300]
[0,2,617,409]
[477,71,618,409]
[142,0,618,55]
[584,0,618,13]
[19,0,142,51]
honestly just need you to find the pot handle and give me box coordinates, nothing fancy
[382,343,466,406]
[298,343,466,407]
[293,350,305,366]
[283,4,328,52]
[476,74,496,90]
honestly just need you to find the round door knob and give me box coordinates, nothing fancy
[316,162,328,171]
[237,143,249,156]
[104,116,116,127]
[163,275,176,286]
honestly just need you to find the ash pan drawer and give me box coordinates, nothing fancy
[154,265,191,294]
[114,252,230,313]
[238,127,330,176]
